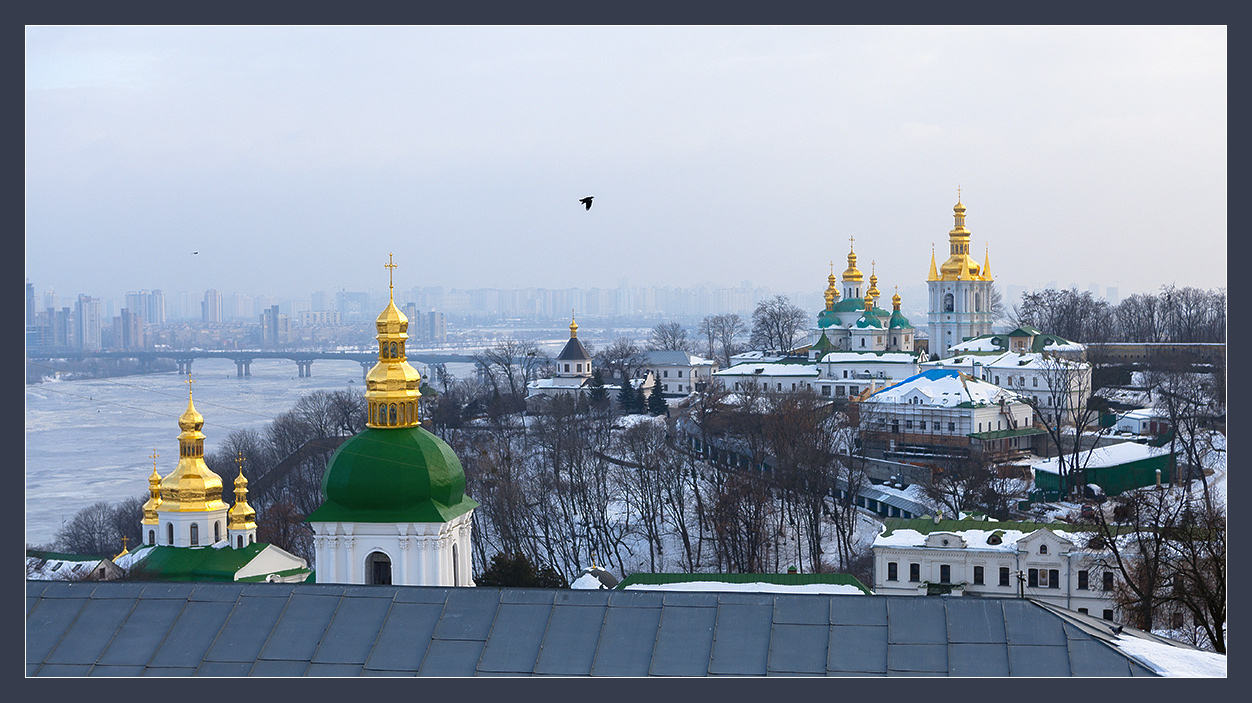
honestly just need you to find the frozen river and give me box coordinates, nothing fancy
[24,357,474,546]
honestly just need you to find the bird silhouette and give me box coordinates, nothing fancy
[579,196,594,210]
[192,252,199,255]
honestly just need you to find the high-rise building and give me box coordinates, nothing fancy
[201,289,223,323]
[26,281,35,326]
[74,295,103,352]
[260,305,289,346]
[118,308,145,350]
[428,311,447,344]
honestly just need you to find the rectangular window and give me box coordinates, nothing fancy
[1103,609,1114,621]
[663,370,668,377]
[909,563,920,582]
[1172,611,1185,628]
[821,385,830,396]
[1033,377,1038,387]
[1103,572,1114,591]
[564,364,570,372]
[920,421,926,430]
[1028,569,1039,588]
[1078,570,1089,590]
[948,422,956,432]
[1078,608,1088,615]
[940,565,951,584]
[995,376,1000,385]
[905,420,913,429]
[1049,569,1060,589]
[678,370,683,377]
[887,562,898,581]
[999,567,1010,587]
[973,566,984,585]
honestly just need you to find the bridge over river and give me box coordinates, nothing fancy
[25,349,480,379]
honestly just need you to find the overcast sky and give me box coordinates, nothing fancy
[25,26,1226,305]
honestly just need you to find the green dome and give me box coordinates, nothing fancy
[817,310,841,328]
[306,426,478,524]
[889,311,913,329]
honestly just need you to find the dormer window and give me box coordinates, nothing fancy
[1039,544,1048,555]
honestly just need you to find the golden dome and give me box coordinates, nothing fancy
[937,196,986,281]
[366,254,422,429]
[227,457,257,532]
[570,310,579,338]
[892,288,902,311]
[158,383,227,514]
[863,292,873,311]
[842,237,863,282]
[868,262,880,299]
[142,451,162,525]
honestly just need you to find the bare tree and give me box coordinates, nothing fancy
[749,295,807,353]
[474,337,548,403]
[648,321,694,352]
[1015,354,1102,500]
[595,336,646,385]
[55,501,126,557]
[699,313,747,368]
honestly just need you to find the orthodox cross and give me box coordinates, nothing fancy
[957,185,962,201]
[385,253,397,292]
[120,535,128,552]
[236,451,246,474]
[185,376,195,397]
[149,449,159,466]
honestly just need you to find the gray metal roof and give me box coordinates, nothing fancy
[26,580,1168,677]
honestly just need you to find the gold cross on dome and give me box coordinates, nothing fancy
[149,449,159,467]
[957,185,962,201]
[385,253,397,291]
[849,235,855,248]
[120,535,128,551]
[236,451,245,471]
[185,376,195,395]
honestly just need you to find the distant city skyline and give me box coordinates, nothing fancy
[26,27,1226,302]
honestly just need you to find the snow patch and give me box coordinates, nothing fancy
[1113,634,1226,677]
[623,581,866,595]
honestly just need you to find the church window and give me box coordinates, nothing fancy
[249,535,255,544]
[944,293,954,312]
[453,544,460,586]
[389,404,397,425]
[1033,377,1038,387]
[167,524,174,546]
[214,522,221,543]
[860,339,865,347]
[565,364,570,372]
[148,530,155,546]
[237,535,244,549]
[975,293,981,310]
[390,342,398,358]
[190,523,200,546]
[367,551,392,585]
[843,370,848,378]
[1039,544,1048,555]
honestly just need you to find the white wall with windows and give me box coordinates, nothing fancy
[310,512,474,587]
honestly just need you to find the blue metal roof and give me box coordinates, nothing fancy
[25,580,1182,676]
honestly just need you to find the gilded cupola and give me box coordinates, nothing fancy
[157,381,227,513]
[227,453,257,531]
[570,310,579,338]
[365,253,422,429]
[142,450,162,525]
[868,261,881,301]
[824,262,840,311]
[938,192,986,281]
[842,237,863,282]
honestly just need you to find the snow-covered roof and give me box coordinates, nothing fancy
[819,351,919,365]
[729,350,784,363]
[865,369,1019,407]
[1109,631,1227,677]
[623,581,867,595]
[714,362,819,378]
[641,350,715,366]
[527,377,590,390]
[922,351,1089,373]
[1033,442,1171,474]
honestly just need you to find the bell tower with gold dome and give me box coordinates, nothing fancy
[927,190,994,358]
[152,379,230,547]
[307,254,478,587]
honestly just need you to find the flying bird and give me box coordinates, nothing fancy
[579,196,594,210]
[192,251,199,255]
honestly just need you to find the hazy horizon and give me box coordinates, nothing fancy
[26,26,1227,304]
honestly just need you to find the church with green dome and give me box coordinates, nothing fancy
[804,238,917,357]
[306,255,478,587]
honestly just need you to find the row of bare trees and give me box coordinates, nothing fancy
[1012,285,1226,345]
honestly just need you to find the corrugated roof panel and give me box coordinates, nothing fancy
[1003,600,1067,646]
[141,666,195,676]
[1008,644,1072,676]
[259,593,340,662]
[827,625,888,673]
[37,581,93,599]
[476,603,552,673]
[45,597,135,665]
[887,643,949,673]
[708,603,772,675]
[947,643,1010,676]
[97,599,185,666]
[88,664,146,676]
[604,590,664,609]
[34,664,92,676]
[195,661,254,676]
[660,591,719,607]
[363,602,444,672]
[417,639,485,677]
[431,588,500,641]
[533,604,606,675]
[766,623,828,674]
[590,605,662,676]
[887,598,948,644]
[944,599,1007,643]
[393,586,451,604]
[500,588,556,605]
[250,659,311,676]
[138,583,195,599]
[649,605,716,676]
[774,594,833,625]
[202,594,290,663]
[830,595,887,626]
[1066,640,1133,677]
[307,663,366,676]
[189,583,249,602]
[148,600,234,668]
[25,597,88,664]
[312,595,394,664]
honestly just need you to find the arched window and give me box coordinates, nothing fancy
[389,404,397,425]
[975,293,981,310]
[237,535,244,549]
[366,551,392,585]
[190,523,200,546]
[1039,544,1048,555]
[944,293,954,312]
[148,529,155,546]
[453,543,460,586]
[249,535,254,544]
[167,523,174,546]
[214,522,221,543]
[390,342,398,358]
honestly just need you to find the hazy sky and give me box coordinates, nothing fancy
[26,26,1226,305]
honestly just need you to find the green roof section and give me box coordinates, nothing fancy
[879,517,1117,538]
[615,572,871,594]
[811,331,836,352]
[26,550,105,563]
[124,543,269,582]
[888,310,913,329]
[306,425,478,525]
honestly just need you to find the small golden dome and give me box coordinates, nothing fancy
[178,393,203,432]
[570,310,579,338]
[892,290,902,310]
[863,293,873,311]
